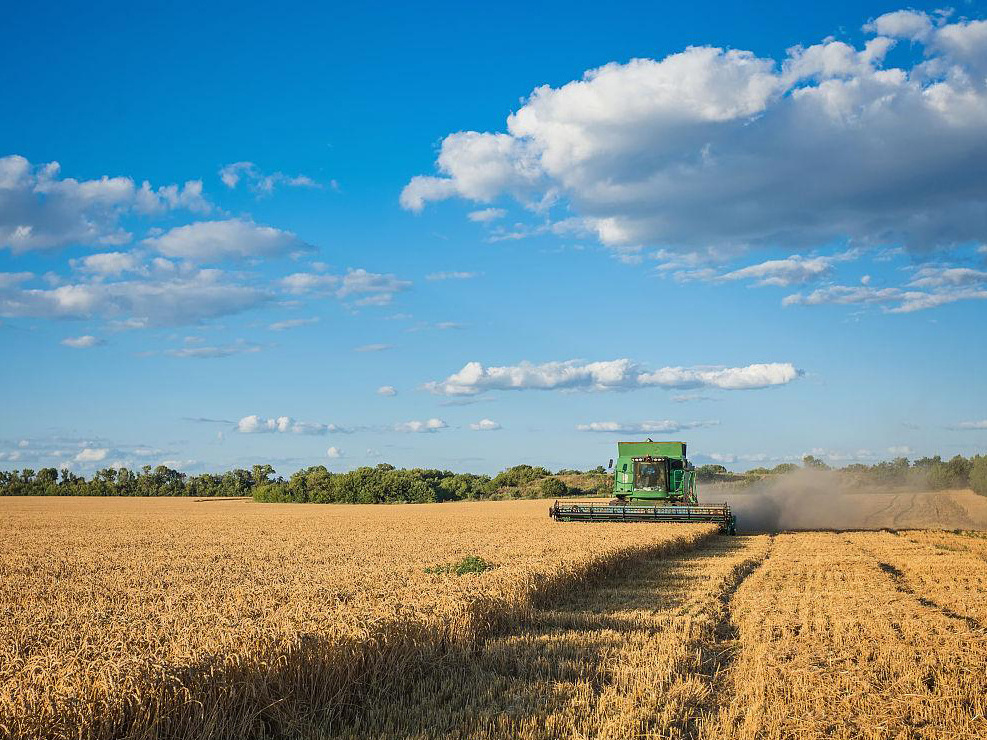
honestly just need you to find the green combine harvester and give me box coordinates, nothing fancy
[549,440,736,534]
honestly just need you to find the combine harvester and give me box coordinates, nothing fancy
[549,440,736,534]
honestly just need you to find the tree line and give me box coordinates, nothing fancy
[698,453,987,496]
[0,463,607,503]
[2,453,984,501]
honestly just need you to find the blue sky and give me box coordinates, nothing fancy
[2,1,986,476]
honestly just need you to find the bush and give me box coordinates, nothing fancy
[539,477,568,498]
[425,555,495,576]
[491,465,550,488]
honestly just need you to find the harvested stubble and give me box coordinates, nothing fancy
[338,534,773,738]
[0,497,716,740]
[701,532,987,739]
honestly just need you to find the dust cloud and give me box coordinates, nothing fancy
[706,470,983,533]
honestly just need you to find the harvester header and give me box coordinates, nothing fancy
[549,439,736,533]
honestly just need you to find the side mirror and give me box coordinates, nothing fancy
[608,459,614,470]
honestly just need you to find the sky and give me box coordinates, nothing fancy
[1,0,986,477]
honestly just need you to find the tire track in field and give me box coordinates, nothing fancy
[863,493,900,528]
[875,561,986,631]
[682,535,775,740]
[891,493,918,527]
[851,534,987,632]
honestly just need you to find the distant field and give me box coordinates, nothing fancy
[2,496,986,739]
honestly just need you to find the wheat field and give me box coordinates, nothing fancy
[2,497,987,739]
[0,497,714,740]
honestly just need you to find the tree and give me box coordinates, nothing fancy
[802,455,829,470]
[252,464,275,487]
[539,477,568,498]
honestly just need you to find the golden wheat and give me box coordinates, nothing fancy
[0,496,715,740]
[5,497,987,740]
[702,532,987,739]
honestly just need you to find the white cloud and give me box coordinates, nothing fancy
[469,418,502,431]
[0,155,209,252]
[281,268,411,306]
[952,420,987,430]
[326,446,343,458]
[75,447,108,462]
[425,271,479,281]
[71,251,142,276]
[142,219,309,262]
[394,418,448,433]
[354,343,393,352]
[908,266,987,289]
[0,269,271,326]
[783,283,987,313]
[280,272,339,294]
[61,335,104,349]
[235,415,343,435]
[268,316,319,331]
[467,208,507,222]
[403,15,987,256]
[219,161,320,195]
[689,250,859,287]
[377,385,397,396]
[637,363,801,390]
[576,419,719,433]
[424,359,801,395]
[887,445,914,455]
[0,272,33,289]
[864,10,934,41]
[336,268,412,306]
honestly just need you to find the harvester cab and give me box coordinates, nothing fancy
[610,440,698,505]
[550,440,736,534]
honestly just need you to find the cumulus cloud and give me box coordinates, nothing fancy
[71,251,142,277]
[576,420,719,433]
[61,335,104,349]
[219,161,320,195]
[142,219,310,262]
[402,13,987,256]
[394,418,448,433]
[469,418,501,431]
[280,272,339,294]
[337,269,412,306]
[424,359,800,395]
[783,282,987,313]
[467,208,507,222]
[377,385,397,396]
[678,250,859,287]
[0,268,271,326]
[908,266,987,289]
[326,446,343,458]
[0,155,209,252]
[282,268,411,306]
[75,447,108,462]
[235,415,348,434]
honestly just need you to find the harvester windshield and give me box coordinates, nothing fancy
[633,459,666,490]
